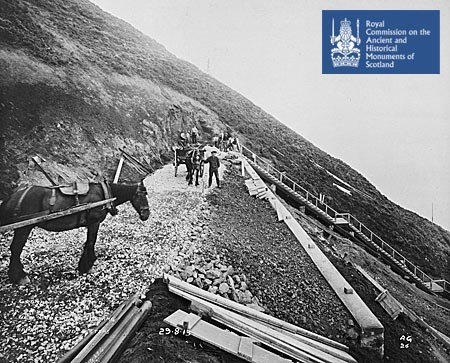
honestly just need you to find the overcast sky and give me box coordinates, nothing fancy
[90,0,450,231]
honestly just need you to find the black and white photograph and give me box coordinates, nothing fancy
[0,0,449,362]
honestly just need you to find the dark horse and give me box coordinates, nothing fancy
[0,182,150,284]
[185,149,203,186]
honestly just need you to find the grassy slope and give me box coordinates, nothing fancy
[0,0,449,281]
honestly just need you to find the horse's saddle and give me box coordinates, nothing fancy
[58,182,90,196]
[47,182,90,207]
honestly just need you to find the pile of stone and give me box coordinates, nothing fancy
[163,254,264,312]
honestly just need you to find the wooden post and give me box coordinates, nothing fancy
[113,157,124,183]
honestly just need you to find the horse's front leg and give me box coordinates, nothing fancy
[78,222,100,274]
[195,169,200,186]
[8,227,32,284]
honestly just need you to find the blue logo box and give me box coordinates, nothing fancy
[322,10,440,74]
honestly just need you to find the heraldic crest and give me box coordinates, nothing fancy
[330,18,361,67]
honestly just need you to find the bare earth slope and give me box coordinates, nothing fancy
[0,0,448,301]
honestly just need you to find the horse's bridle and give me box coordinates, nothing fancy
[136,184,150,215]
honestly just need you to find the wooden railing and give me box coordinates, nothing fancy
[240,145,449,295]
[338,212,436,285]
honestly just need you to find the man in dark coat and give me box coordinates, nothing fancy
[205,150,220,188]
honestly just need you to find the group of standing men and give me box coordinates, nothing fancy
[177,125,220,188]
[178,125,199,146]
[214,130,239,152]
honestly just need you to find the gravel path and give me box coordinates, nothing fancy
[0,164,213,363]
[0,159,354,362]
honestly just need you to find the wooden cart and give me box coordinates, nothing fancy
[173,146,205,177]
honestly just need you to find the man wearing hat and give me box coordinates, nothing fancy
[205,150,221,188]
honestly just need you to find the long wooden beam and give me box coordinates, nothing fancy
[70,293,142,363]
[56,293,140,363]
[95,301,152,363]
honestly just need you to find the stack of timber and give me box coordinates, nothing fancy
[242,159,269,200]
[244,179,269,199]
[57,293,152,363]
[164,274,357,363]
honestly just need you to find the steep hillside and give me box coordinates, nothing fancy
[0,0,449,282]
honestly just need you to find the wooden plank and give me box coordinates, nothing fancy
[238,337,254,361]
[279,209,384,341]
[164,310,292,363]
[243,161,260,180]
[375,291,403,320]
[241,158,247,177]
[257,192,268,199]
[170,286,354,363]
[0,198,116,233]
[244,179,254,187]
[166,311,239,354]
[195,300,355,363]
[182,313,202,330]
[184,294,344,363]
[164,274,348,351]
[249,189,259,196]
[424,281,445,293]
[334,218,349,225]
[353,265,385,293]
[355,265,404,320]
[275,200,284,222]
[113,157,125,183]
[211,313,337,363]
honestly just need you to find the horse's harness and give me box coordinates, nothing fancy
[13,181,118,218]
[188,149,202,171]
[49,181,118,214]
[10,182,149,224]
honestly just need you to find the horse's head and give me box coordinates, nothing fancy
[131,181,150,221]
